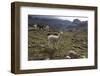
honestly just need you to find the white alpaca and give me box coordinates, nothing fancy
[45,25,50,31]
[48,32,63,49]
[33,24,37,29]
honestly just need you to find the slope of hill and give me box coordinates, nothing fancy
[28,15,88,32]
[28,29,88,60]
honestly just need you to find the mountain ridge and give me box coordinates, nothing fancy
[28,16,88,32]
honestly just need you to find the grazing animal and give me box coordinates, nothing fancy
[48,32,63,49]
[37,24,46,30]
[33,24,37,29]
[45,25,50,31]
[33,24,49,31]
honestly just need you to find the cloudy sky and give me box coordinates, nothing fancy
[30,15,88,21]
[56,16,88,21]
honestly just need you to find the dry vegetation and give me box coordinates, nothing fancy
[28,28,88,60]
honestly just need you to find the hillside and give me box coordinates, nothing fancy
[28,29,88,60]
[28,15,88,32]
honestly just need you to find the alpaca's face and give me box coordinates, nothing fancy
[60,32,63,34]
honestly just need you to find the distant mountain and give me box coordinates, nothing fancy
[28,15,88,32]
[65,19,88,32]
[73,19,81,25]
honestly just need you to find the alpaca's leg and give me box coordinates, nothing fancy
[54,42,56,49]
[48,40,50,48]
[52,41,54,49]
[48,40,52,48]
[52,40,55,49]
[57,40,60,49]
[55,42,58,49]
[53,42,55,49]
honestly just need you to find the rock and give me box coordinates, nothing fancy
[68,50,80,59]
[45,57,50,60]
[81,56,86,58]
[65,56,71,59]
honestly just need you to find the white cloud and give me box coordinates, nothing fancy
[56,16,88,21]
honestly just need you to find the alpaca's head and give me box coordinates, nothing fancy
[58,31,63,36]
[60,32,63,35]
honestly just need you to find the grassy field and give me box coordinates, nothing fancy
[28,29,88,60]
